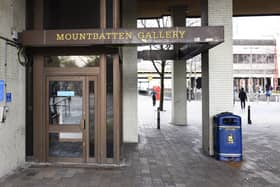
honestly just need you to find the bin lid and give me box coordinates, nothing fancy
[215,112,233,117]
[214,112,241,126]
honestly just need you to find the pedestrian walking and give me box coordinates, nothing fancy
[265,84,272,103]
[238,88,247,111]
[256,85,262,102]
[151,91,156,106]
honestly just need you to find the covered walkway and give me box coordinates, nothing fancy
[1,96,280,186]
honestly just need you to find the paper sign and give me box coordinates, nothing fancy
[0,107,4,122]
[6,93,12,102]
[57,91,75,97]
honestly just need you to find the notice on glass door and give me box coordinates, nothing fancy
[57,91,75,97]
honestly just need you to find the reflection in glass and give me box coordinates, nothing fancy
[45,56,100,68]
[106,55,114,158]
[49,133,82,157]
[48,81,83,125]
[89,81,95,157]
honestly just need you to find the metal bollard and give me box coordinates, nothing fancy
[248,105,252,124]
[157,107,160,129]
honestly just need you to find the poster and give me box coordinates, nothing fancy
[0,80,4,102]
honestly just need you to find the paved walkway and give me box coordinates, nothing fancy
[1,95,280,186]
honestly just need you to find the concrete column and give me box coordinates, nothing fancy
[0,0,26,177]
[171,7,187,125]
[201,0,233,155]
[122,0,138,143]
[276,38,280,86]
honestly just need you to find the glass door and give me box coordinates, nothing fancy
[46,76,99,163]
[47,76,87,162]
[38,54,120,164]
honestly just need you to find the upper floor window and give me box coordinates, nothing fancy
[233,54,275,64]
[44,0,100,29]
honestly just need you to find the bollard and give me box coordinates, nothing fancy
[248,105,252,124]
[157,107,160,129]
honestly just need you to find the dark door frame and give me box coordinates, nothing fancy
[45,74,100,163]
[33,53,121,164]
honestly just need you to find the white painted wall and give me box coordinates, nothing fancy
[122,0,138,143]
[0,0,26,177]
[277,38,280,77]
[202,0,233,155]
[208,0,233,116]
[171,8,187,125]
[171,61,187,125]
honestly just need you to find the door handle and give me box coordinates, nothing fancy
[83,119,86,129]
[80,119,86,130]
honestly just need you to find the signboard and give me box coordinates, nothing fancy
[6,93,12,103]
[0,80,4,102]
[53,29,187,43]
[57,91,75,97]
[20,26,224,47]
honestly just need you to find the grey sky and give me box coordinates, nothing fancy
[233,16,280,39]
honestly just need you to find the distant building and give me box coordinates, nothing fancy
[233,39,278,93]
[138,39,279,95]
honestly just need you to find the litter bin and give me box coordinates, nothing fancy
[214,112,242,161]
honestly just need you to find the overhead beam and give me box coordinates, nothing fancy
[179,43,220,59]
[137,42,222,61]
[138,50,176,60]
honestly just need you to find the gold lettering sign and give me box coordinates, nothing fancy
[55,30,187,42]
[21,26,224,47]
[56,34,64,41]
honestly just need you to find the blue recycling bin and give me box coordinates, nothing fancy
[214,112,242,161]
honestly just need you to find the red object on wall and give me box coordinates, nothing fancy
[153,86,161,100]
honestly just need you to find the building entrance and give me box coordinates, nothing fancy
[30,54,121,164]
[47,75,99,163]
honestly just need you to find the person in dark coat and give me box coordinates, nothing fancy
[238,88,247,111]
[151,91,156,106]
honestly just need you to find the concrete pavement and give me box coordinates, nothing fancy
[0,95,280,186]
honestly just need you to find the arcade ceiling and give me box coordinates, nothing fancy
[137,0,280,18]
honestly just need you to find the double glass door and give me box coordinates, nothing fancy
[47,76,98,163]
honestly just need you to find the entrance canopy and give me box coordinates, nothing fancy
[138,42,218,61]
[20,26,223,56]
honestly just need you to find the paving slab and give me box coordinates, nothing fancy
[0,95,280,186]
